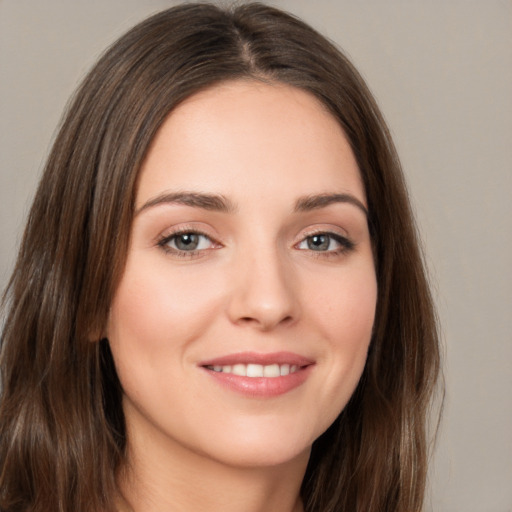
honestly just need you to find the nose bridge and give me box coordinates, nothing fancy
[226,238,299,330]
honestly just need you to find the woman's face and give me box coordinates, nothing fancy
[107,81,377,470]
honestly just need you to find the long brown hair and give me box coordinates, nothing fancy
[0,3,441,511]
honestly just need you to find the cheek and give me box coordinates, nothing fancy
[105,257,224,418]
[310,262,377,346]
[305,263,377,406]
[107,256,224,353]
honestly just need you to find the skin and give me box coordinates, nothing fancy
[107,80,377,512]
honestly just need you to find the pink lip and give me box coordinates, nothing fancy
[199,351,314,367]
[198,351,315,398]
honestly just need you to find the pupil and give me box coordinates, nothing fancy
[308,234,329,251]
[176,233,199,250]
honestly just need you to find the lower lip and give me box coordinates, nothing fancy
[201,365,314,398]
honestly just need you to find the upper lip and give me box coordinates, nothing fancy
[199,351,314,367]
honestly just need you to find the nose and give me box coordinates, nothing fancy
[226,246,300,331]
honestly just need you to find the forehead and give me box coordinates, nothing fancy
[137,80,365,208]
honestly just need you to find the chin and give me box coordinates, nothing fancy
[202,438,312,470]
[185,414,325,470]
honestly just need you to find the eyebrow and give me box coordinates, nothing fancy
[294,193,368,216]
[136,191,237,215]
[136,191,368,217]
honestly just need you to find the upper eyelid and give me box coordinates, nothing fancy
[163,227,212,237]
[156,230,221,258]
[156,224,220,243]
[296,225,351,241]
[155,224,353,247]
[295,227,356,251]
[296,232,353,246]
[158,231,218,247]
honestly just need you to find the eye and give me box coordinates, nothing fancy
[297,232,354,253]
[158,231,217,255]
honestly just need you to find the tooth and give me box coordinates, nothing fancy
[280,364,290,376]
[263,364,280,377]
[232,364,247,376]
[208,362,300,377]
[246,364,263,377]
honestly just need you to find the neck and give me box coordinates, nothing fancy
[116,416,309,512]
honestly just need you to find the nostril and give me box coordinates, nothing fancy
[226,273,300,330]
[237,314,294,329]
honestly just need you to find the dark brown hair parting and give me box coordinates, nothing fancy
[0,3,441,511]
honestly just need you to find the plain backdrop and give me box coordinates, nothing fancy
[1,1,511,511]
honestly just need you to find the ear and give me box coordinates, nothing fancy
[88,331,105,343]
[87,317,109,343]
[87,309,111,343]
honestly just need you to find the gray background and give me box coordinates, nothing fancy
[1,1,511,510]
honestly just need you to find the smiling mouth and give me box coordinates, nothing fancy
[205,363,301,378]
[199,352,314,396]
[200,352,315,397]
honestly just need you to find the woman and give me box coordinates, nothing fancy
[0,3,441,511]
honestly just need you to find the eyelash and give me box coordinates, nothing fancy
[296,230,355,258]
[156,229,355,259]
[157,228,220,258]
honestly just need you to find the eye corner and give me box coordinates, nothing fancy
[294,230,355,257]
[156,228,222,259]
